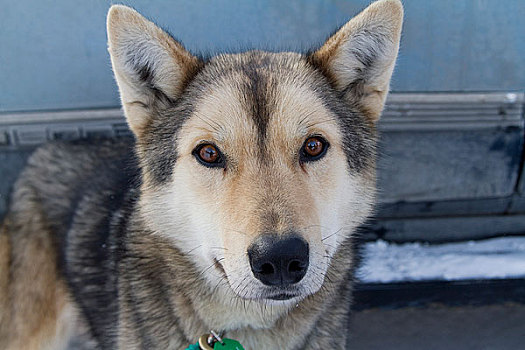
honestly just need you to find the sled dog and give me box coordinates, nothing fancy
[0,1,402,348]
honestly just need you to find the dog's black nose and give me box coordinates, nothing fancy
[248,235,309,286]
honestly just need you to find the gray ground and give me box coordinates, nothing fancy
[348,303,525,350]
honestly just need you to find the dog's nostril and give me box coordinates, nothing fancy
[260,263,275,275]
[288,260,303,273]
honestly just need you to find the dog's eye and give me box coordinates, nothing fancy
[193,144,225,168]
[300,136,329,162]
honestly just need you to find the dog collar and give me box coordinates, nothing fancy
[186,330,244,350]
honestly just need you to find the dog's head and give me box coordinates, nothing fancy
[107,0,402,303]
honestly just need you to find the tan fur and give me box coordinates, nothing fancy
[0,214,74,350]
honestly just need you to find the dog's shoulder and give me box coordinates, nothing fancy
[6,138,140,348]
[21,138,137,188]
[12,138,138,213]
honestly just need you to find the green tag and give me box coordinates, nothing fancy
[213,338,245,350]
[185,342,200,350]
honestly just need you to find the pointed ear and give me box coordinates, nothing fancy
[310,0,403,123]
[107,5,201,137]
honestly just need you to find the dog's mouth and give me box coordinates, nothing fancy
[267,293,298,301]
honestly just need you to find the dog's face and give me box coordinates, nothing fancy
[107,0,402,304]
[156,52,379,302]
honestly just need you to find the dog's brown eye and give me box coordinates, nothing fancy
[200,145,218,162]
[300,136,329,162]
[193,144,225,168]
[305,138,323,156]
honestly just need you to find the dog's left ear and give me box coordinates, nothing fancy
[107,5,201,137]
[310,0,403,123]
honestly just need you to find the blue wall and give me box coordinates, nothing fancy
[1,0,524,112]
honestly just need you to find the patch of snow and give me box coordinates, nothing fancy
[357,236,525,283]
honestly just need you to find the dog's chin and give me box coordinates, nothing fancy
[228,283,313,304]
[245,292,304,306]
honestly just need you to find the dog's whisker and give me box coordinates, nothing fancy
[225,228,250,237]
[198,257,225,278]
[187,244,203,254]
[209,246,228,251]
[322,227,344,242]
[304,117,338,128]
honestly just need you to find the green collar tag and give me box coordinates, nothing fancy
[186,332,245,350]
[213,338,244,350]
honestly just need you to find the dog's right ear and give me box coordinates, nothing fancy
[107,5,201,138]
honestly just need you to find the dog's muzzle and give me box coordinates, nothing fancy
[247,234,309,286]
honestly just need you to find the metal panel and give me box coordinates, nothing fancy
[352,279,525,310]
[377,197,512,219]
[508,148,525,213]
[364,215,525,243]
[377,93,524,204]
[1,0,524,112]
[519,164,525,195]
[509,196,525,213]
[377,129,522,202]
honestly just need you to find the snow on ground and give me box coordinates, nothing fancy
[357,236,525,283]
